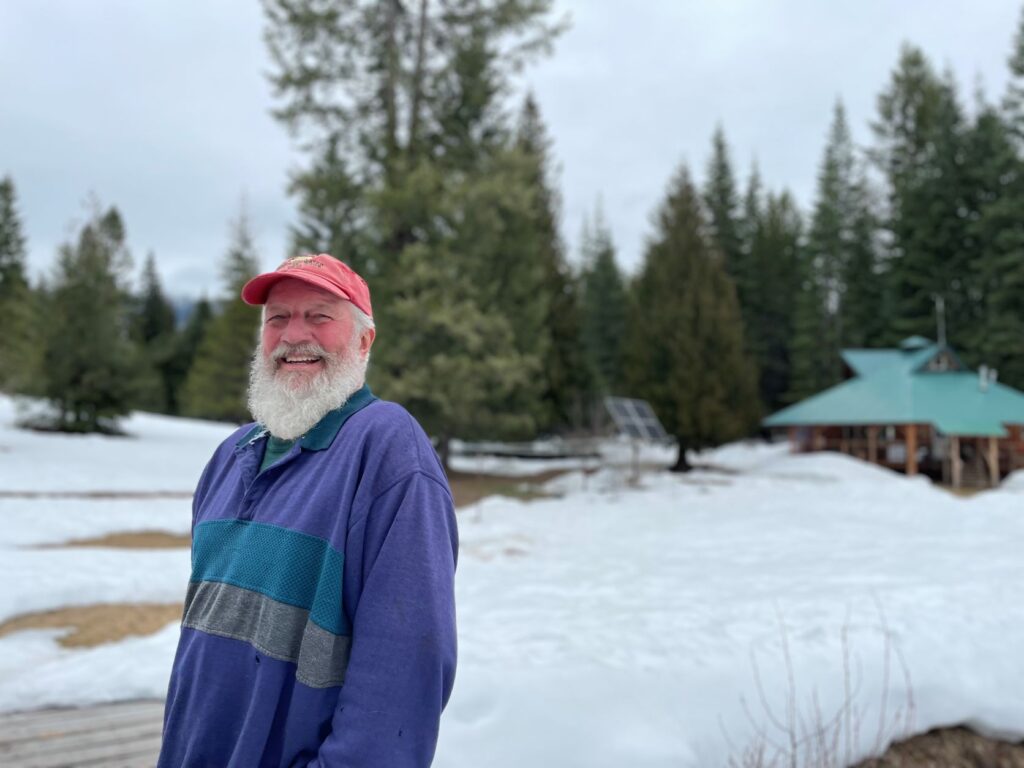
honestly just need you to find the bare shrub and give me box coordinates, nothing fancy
[722,600,915,768]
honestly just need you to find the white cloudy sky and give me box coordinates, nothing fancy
[1,1,1020,299]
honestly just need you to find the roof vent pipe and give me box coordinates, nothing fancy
[979,364,989,392]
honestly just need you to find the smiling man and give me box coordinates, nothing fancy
[158,254,458,768]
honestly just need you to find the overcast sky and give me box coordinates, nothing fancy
[1,1,1020,299]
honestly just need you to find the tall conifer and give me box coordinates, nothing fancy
[628,165,758,471]
[799,100,883,388]
[746,191,803,411]
[872,46,973,347]
[515,95,591,431]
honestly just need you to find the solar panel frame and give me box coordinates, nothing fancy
[603,396,670,442]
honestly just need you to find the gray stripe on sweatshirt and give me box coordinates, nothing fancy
[183,580,352,689]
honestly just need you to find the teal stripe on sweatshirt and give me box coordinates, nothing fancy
[191,519,349,636]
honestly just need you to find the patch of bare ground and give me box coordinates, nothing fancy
[37,531,191,549]
[856,726,1024,767]
[40,532,190,548]
[0,603,183,648]
[446,468,567,508]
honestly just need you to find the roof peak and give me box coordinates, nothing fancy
[899,335,933,351]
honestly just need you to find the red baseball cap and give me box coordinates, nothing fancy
[241,254,373,318]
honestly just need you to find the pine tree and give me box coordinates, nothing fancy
[369,162,532,467]
[130,253,179,412]
[871,46,973,347]
[181,212,262,422]
[800,100,884,387]
[167,297,213,412]
[134,253,177,345]
[735,164,764,351]
[746,191,803,411]
[969,14,1024,389]
[288,137,368,275]
[515,95,591,432]
[1004,5,1024,142]
[785,245,830,404]
[627,165,758,471]
[0,177,39,394]
[41,206,139,432]
[703,126,744,276]
[966,102,1024,387]
[579,206,627,395]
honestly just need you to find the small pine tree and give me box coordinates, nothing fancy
[41,206,139,432]
[627,165,759,471]
[181,212,262,423]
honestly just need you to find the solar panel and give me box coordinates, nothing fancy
[603,397,670,442]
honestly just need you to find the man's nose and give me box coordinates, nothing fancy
[279,316,314,345]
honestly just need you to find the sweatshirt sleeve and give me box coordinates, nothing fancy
[307,470,458,768]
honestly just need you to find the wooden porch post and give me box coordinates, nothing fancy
[867,426,878,464]
[905,424,918,477]
[951,435,962,489]
[787,426,798,454]
[988,436,1000,487]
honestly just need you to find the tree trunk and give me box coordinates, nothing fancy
[407,0,430,158]
[671,441,691,472]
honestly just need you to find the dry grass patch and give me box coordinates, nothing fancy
[0,603,183,648]
[40,531,191,549]
[446,468,567,508]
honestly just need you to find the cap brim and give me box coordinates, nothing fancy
[241,271,352,305]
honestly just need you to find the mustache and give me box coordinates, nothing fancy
[269,342,332,363]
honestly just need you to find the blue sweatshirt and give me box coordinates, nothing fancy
[158,386,458,767]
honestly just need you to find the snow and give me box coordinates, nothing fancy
[2,394,1023,766]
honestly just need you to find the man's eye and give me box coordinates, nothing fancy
[267,315,286,323]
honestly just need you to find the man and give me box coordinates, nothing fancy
[158,254,458,768]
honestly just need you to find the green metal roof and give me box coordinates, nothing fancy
[765,339,1024,436]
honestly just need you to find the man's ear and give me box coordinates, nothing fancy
[360,328,376,357]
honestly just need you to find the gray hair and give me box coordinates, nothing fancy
[349,303,375,335]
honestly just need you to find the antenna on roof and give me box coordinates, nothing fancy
[933,294,946,347]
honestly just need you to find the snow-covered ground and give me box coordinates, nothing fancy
[1,394,1022,767]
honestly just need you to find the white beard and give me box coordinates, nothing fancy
[247,341,368,440]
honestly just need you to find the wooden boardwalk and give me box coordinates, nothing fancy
[0,700,163,768]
